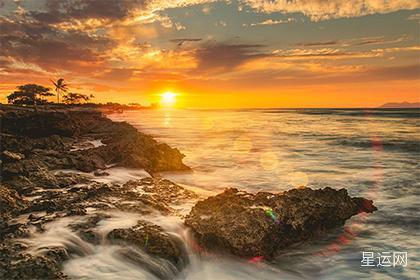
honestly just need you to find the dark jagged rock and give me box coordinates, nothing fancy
[0,106,190,177]
[0,243,66,280]
[185,187,377,258]
[2,151,25,162]
[107,221,188,270]
[0,106,195,279]
[93,169,110,176]
[0,186,28,221]
[123,178,198,206]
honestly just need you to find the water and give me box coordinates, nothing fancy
[108,108,419,279]
[24,108,419,279]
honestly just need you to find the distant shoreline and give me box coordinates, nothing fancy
[378,102,420,109]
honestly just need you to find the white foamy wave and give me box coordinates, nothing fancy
[70,139,106,151]
[21,216,95,257]
[63,245,164,280]
[92,167,151,184]
[56,167,150,185]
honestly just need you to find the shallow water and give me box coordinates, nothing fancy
[106,108,420,279]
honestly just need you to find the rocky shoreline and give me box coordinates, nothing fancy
[0,105,377,279]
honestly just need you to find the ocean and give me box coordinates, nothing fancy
[107,108,419,279]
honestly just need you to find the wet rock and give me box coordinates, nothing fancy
[70,213,111,232]
[42,247,70,265]
[2,176,35,195]
[107,221,188,270]
[69,152,107,172]
[93,169,110,176]
[0,250,66,279]
[0,186,28,221]
[123,178,198,206]
[28,199,65,214]
[2,150,25,162]
[65,208,87,216]
[69,213,111,244]
[2,159,54,187]
[0,222,30,239]
[0,106,190,174]
[54,172,90,187]
[185,187,377,258]
[0,105,193,279]
[0,242,66,280]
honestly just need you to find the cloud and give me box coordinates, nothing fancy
[246,18,296,26]
[363,64,419,81]
[243,0,420,21]
[295,41,339,47]
[354,36,387,46]
[170,38,202,46]
[353,36,408,46]
[229,62,419,89]
[2,36,99,68]
[0,16,112,72]
[195,43,269,71]
[272,48,359,59]
[407,13,420,20]
[29,0,147,24]
[0,0,418,101]
[272,45,420,61]
[96,68,135,81]
[295,36,409,48]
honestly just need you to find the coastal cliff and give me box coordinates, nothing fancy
[0,105,376,279]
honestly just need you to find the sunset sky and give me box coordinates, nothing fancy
[0,0,419,108]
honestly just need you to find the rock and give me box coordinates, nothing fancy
[0,105,194,279]
[42,247,70,265]
[0,243,66,280]
[123,178,198,206]
[2,150,25,162]
[2,176,35,195]
[0,222,30,239]
[185,187,377,258]
[0,186,28,221]
[0,106,190,174]
[93,169,110,176]
[107,221,188,270]
[69,152,107,172]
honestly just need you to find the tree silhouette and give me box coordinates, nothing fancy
[51,78,68,103]
[63,93,94,104]
[7,84,54,109]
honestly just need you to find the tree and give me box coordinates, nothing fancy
[51,78,68,103]
[7,84,54,108]
[63,92,94,104]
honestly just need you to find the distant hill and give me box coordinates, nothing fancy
[379,102,420,108]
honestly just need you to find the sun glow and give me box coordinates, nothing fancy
[160,91,177,107]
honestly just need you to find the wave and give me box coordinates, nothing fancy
[259,108,420,118]
[333,138,420,153]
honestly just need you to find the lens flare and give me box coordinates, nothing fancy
[160,91,177,107]
[260,152,278,170]
[289,171,309,189]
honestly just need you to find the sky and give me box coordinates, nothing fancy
[0,0,419,108]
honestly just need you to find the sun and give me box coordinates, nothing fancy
[160,91,177,107]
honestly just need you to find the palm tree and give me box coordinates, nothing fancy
[7,84,54,111]
[62,92,94,104]
[51,78,68,103]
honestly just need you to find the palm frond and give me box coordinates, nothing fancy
[50,79,59,89]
